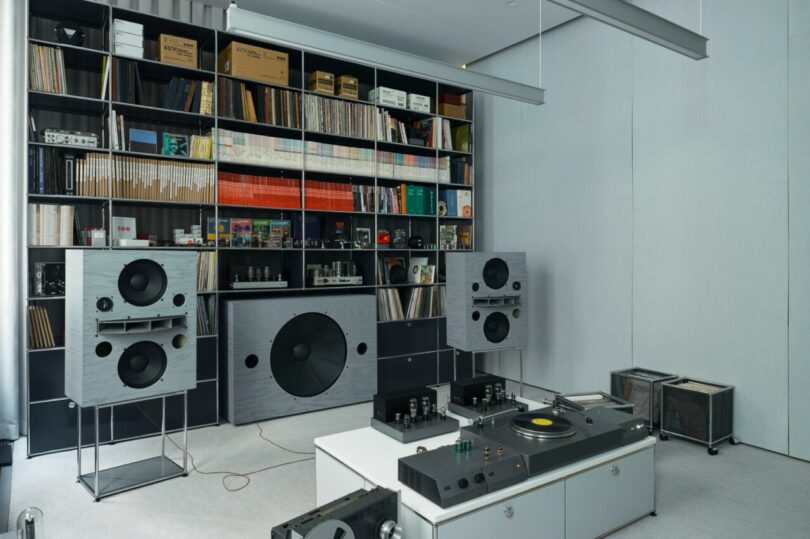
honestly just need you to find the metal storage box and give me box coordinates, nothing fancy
[660,378,735,455]
[611,367,678,432]
[558,391,634,414]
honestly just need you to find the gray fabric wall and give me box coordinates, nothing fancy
[472,0,809,459]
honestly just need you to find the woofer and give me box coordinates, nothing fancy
[483,312,510,343]
[270,313,347,398]
[118,341,167,388]
[118,259,168,307]
[482,258,509,290]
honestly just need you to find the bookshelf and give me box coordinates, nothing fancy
[24,0,475,456]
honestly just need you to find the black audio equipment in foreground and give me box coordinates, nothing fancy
[448,374,526,420]
[271,487,403,539]
[371,387,459,443]
[399,404,649,508]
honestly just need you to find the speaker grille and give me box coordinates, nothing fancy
[483,312,510,343]
[118,341,168,388]
[270,313,347,398]
[482,258,509,290]
[118,259,168,307]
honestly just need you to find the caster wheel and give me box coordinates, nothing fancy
[729,437,740,445]
[659,432,669,441]
[647,428,654,436]
[708,447,719,456]
[94,498,100,503]
[649,511,657,517]
[182,473,189,477]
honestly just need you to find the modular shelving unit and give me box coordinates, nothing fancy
[24,0,475,456]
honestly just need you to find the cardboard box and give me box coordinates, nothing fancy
[369,86,407,108]
[218,41,289,86]
[158,34,198,69]
[439,102,466,119]
[336,75,359,99]
[407,93,431,113]
[440,92,465,106]
[308,70,335,95]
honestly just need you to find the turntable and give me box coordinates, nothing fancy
[509,411,578,439]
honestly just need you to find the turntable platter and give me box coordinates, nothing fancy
[509,412,578,439]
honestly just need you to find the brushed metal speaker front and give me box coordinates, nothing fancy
[65,250,198,407]
[446,252,528,352]
[223,295,377,424]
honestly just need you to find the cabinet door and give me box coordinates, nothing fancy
[439,481,565,539]
[565,448,654,539]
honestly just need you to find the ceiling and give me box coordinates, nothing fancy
[211,0,578,66]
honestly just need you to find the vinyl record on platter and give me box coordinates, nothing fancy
[510,412,578,439]
[270,313,348,398]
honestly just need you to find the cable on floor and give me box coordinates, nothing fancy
[135,404,314,492]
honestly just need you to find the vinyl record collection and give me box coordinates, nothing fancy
[27,204,75,246]
[29,44,66,94]
[27,305,56,349]
[197,251,216,291]
[111,155,215,203]
[377,285,446,322]
[305,94,374,138]
[197,295,216,335]
[218,78,300,128]
[162,77,214,115]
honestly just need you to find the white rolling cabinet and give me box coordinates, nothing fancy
[565,447,655,539]
[438,480,565,539]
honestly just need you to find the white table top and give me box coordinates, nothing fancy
[315,423,656,524]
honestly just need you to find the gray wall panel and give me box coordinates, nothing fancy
[473,19,634,392]
[474,0,799,455]
[788,0,810,461]
[632,0,789,454]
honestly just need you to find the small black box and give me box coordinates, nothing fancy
[450,374,507,407]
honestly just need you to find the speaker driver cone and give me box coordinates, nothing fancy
[482,258,509,290]
[118,259,168,306]
[483,312,510,343]
[118,341,167,388]
[270,313,348,398]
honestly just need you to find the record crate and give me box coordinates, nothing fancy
[610,368,678,433]
[659,378,737,455]
[558,391,634,414]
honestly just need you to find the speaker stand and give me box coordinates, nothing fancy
[75,391,189,501]
[454,347,524,397]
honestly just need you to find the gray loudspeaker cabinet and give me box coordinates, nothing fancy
[446,252,528,352]
[65,250,198,407]
[222,294,377,424]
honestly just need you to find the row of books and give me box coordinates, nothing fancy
[218,172,301,208]
[111,155,215,203]
[439,189,473,217]
[197,251,216,291]
[449,157,472,185]
[162,77,214,115]
[28,204,75,246]
[214,128,303,169]
[218,78,301,128]
[439,224,473,250]
[305,141,374,176]
[377,109,409,144]
[378,151,448,182]
[28,305,56,349]
[378,184,437,216]
[207,217,293,248]
[377,285,446,322]
[197,296,217,336]
[304,181,375,212]
[112,59,144,105]
[304,94,375,139]
[29,44,66,94]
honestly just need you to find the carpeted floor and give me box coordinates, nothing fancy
[7,384,810,538]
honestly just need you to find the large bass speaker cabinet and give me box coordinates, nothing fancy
[446,252,528,352]
[223,295,377,424]
[65,250,197,407]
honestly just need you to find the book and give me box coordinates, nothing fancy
[162,133,189,157]
[129,129,158,153]
[29,44,66,94]
[218,172,301,208]
[27,204,74,246]
[440,224,457,250]
[230,218,253,248]
[207,217,230,246]
[306,94,374,139]
[111,216,136,245]
[111,155,215,203]
[408,256,429,284]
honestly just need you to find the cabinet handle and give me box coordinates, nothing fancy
[503,506,514,519]
[610,465,620,476]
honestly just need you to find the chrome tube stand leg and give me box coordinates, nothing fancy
[453,348,457,381]
[183,391,188,474]
[94,406,100,499]
[160,397,166,458]
[519,349,524,397]
[76,403,81,482]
